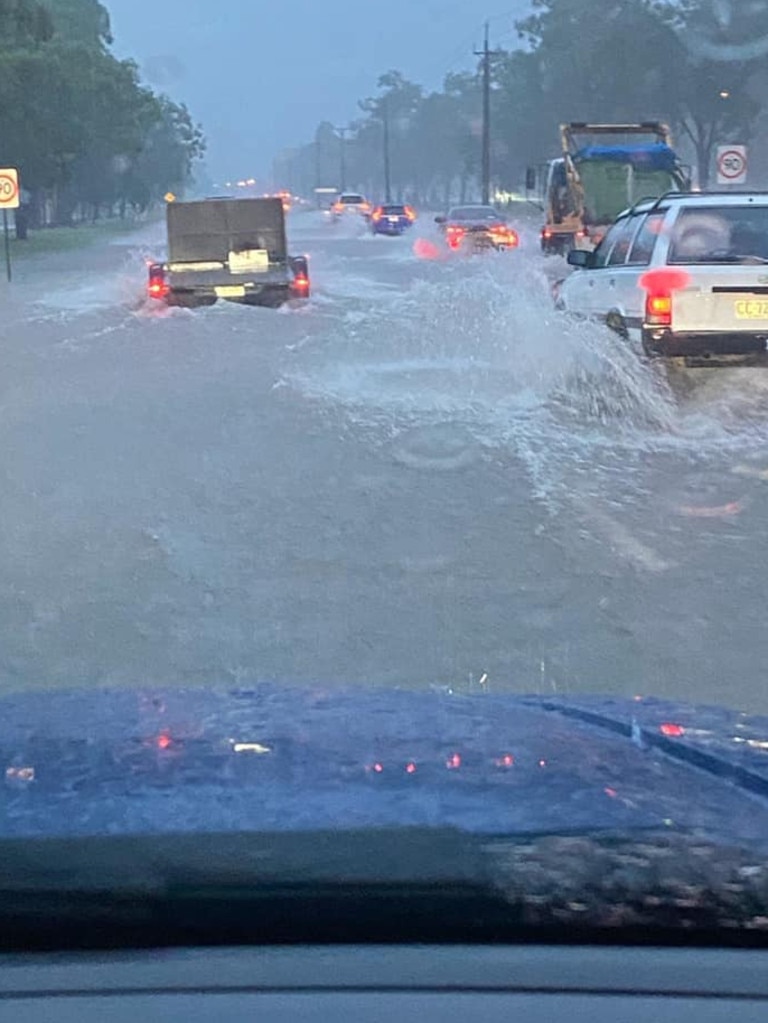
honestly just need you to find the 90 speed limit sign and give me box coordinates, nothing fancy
[0,168,20,210]
[716,145,748,185]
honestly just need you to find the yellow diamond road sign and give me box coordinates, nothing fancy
[165,192,176,203]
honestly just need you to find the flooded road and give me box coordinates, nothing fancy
[0,211,767,709]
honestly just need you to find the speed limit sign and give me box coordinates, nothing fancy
[0,168,20,210]
[716,146,748,185]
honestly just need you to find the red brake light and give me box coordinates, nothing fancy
[491,225,519,247]
[148,267,168,299]
[446,225,465,249]
[645,295,672,327]
[372,208,382,221]
[640,268,690,327]
[405,206,416,221]
[660,722,685,737]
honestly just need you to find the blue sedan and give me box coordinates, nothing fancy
[370,203,417,235]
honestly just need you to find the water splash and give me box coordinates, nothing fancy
[286,257,683,508]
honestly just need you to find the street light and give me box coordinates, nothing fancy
[720,89,731,99]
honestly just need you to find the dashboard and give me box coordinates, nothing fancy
[0,944,766,1021]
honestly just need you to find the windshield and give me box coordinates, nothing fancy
[5,0,768,951]
[669,206,768,263]
[449,206,499,220]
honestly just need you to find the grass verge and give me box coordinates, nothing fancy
[5,217,158,260]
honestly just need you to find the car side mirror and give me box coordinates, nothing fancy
[525,168,536,192]
[434,215,446,224]
[567,249,594,268]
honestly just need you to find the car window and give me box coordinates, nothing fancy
[606,216,640,267]
[592,220,626,268]
[668,206,768,264]
[626,211,666,265]
[341,194,364,204]
[450,207,497,220]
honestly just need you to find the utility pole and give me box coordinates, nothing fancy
[474,21,502,206]
[333,126,351,191]
[382,99,392,202]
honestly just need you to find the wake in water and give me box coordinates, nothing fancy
[285,255,689,506]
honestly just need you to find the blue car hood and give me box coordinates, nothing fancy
[3,686,768,846]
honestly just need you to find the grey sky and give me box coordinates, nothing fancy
[108,1,530,181]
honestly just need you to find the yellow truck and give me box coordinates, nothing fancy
[531,122,690,256]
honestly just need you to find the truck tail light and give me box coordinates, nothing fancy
[292,273,310,296]
[147,265,168,300]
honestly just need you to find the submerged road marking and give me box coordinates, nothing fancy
[733,464,768,481]
[574,498,672,573]
[677,500,743,518]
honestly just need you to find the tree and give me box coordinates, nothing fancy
[514,0,767,186]
[292,0,768,198]
[44,0,112,48]
[0,0,205,223]
[0,0,53,48]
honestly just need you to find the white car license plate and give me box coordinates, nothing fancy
[735,299,768,319]
[215,285,246,298]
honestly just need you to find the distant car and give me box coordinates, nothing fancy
[556,191,768,364]
[370,203,417,235]
[331,193,372,219]
[435,205,519,252]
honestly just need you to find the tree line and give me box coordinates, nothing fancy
[275,0,768,204]
[0,0,205,227]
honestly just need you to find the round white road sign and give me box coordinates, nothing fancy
[716,146,748,185]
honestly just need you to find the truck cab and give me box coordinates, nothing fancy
[148,196,309,308]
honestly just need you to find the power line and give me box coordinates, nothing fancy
[332,125,353,190]
[474,21,505,205]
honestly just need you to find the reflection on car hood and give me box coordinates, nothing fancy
[3,687,768,844]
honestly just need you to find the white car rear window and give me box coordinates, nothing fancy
[668,206,768,264]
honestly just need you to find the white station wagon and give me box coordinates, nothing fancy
[557,192,768,363]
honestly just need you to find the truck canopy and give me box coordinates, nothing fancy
[167,197,288,264]
[574,142,680,173]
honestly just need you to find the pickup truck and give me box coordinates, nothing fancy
[147,196,309,308]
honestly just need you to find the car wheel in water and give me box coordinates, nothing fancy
[605,310,628,340]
